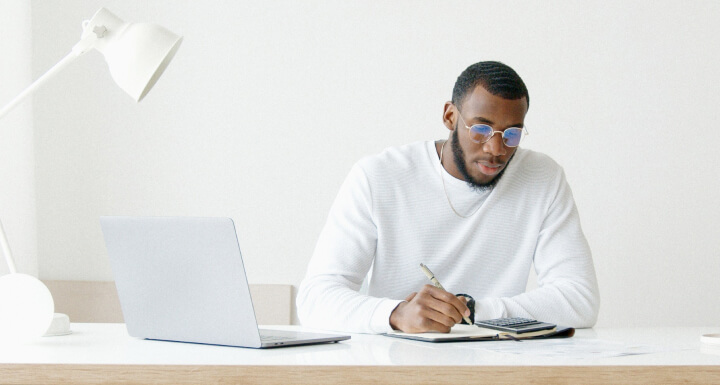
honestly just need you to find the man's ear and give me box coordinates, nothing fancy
[442,101,456,131]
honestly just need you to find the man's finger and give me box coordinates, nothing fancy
[412,288,465,325]
[423,285,471,318]
[419,298,464,327]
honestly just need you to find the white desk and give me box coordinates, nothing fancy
[1,324,719,384]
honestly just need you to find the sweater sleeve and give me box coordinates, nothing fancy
[474,169,600,328]
[296,163,403,333]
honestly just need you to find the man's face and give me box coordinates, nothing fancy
[443,85,528,189]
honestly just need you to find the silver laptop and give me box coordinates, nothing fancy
[100,216,350,348]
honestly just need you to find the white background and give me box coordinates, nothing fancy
[1,0,719,327]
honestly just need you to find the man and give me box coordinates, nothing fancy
[297,61,599,334]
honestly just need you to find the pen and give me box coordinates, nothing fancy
[419,263,472,325]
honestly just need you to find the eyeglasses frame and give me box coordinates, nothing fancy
[455,108,529,148]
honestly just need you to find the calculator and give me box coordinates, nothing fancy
[474,317,556,334]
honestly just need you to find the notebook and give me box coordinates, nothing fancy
[385,324,574,342]
[100,216,350,348]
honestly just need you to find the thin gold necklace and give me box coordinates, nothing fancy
[439,140,483,218]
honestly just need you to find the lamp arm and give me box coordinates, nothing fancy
[0,15,113,121]
[0,52,81,121]
[0,33,100,273]
[0,51,81,274]
[0,20,109,274]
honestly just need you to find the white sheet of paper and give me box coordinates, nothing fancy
[387,324,498,339]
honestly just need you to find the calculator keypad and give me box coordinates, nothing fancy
[481,317,539,327]
[474,317,556,334]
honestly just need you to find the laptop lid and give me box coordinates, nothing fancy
[100,216,349,348]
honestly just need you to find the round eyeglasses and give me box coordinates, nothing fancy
[457,112,528,148]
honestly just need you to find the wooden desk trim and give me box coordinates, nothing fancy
[2,364,719,385]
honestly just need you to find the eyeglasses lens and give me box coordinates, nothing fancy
[469,125,492,144]
[503,128,523,147]
[469,125,523,147]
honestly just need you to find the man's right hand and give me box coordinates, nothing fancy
[389,284,471,333]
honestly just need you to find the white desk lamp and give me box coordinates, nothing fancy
[0,8,182,343]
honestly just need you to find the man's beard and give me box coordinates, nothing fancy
[451,128,512,193]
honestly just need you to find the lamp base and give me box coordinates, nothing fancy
[44,313,72,336]
[0,273,55,343]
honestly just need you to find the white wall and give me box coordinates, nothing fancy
[18,0,720,327]
[0,0,36,276]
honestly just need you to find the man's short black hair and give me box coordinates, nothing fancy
[451,61,529,110]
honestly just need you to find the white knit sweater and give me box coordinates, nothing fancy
[297,141,599,334]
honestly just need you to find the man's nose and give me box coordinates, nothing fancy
[482,132,507,156]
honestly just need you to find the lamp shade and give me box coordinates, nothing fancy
[82,8,183,102]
